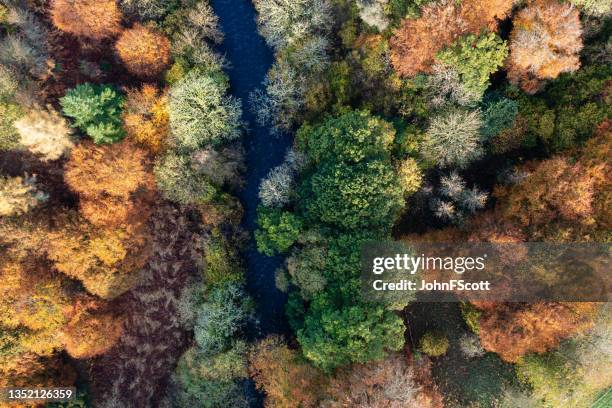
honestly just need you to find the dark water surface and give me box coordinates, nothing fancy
[212,0,292,335]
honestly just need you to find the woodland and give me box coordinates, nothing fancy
[0,0,610,407]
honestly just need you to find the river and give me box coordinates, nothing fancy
[211,0,293,335]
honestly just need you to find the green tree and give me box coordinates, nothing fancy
[437,32,508,98]
[60,84,126,144]
[302,160,404,231]
[255,207,303,256]
[419,330,450,357]
[154,152,217,205]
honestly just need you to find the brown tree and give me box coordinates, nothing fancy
[122,84,169,154]
[51,0,122,40]
[390,0,514,76]
[507,0,583,93]
[115,24,171,78]
[64,141,155,228]
[249,336,328,408]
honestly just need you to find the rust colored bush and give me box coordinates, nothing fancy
[390,0,514,76]
[477,302,598,362]
[115,24,171,78]
[507,0,583,93]
[51,0,122,40]
[122,84,169,154]
[64,141,155,228]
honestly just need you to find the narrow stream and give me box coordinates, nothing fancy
[211,0,292,335]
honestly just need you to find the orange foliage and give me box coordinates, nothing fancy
[390,0,514,76]
[51,0,122,40]
[249,336,328,408]
[115,24,171,78]
[62,297,124,359]
[122,85,170,154]
[64,141,155,228]
[476,302,598,362]
[46,213,150,299]
[507,0,582,93]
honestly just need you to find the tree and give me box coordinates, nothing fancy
[252,0,332,51]
[259,163,295,208]
[122,84,169,154]
[154,151,217,205]
[46,213,150,299]
[51,0,122,40]
[249,336,327,408]
[64,141,154,228]
[60,84,126,144]
[0,101,21,150]
[14,107,74,161]
[297,295,404,372]
[570,0,612,15]
[255,207,303,256]
[168,71,241,150]
[61,297,124,359]
[296,110,395,164]
[303,160,404,231]
[115,24,171,78]
[436,33,508,98]
[507,0,583,94]
[119,0,177,20]
[397,157,423,196]
[0,176,46,217]
[423,109,483,168]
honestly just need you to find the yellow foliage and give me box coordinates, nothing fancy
[123,84,170,154]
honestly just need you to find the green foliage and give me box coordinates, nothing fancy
[154,152,217,205]
[298,294,404,372]
[203,231,243,286]
[506,64,612,152]
[461,302,481,334]
[255,207,303,256]
[481,96,518,140]
[419,330,449,357]
[296,110,395,164]
[437,33,508,98]
[0,102,22,150]
[303,160,404,231]
[60,84,125,144]
[168,70,241,151]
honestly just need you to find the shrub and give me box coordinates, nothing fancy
[115,24,171,78]
[154,152,216,205]
[0,176,45,217]
[419,330,449,357]
[459,333,485,358]
[255,207,303,256]
[423,109,483,168]
[51,0,122,40]
[507,0,583,94]
[60,84,126,144]
[122,85,169,154]
[14,108,74,161]
[436,33,508,98]
[168,71,241,150]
